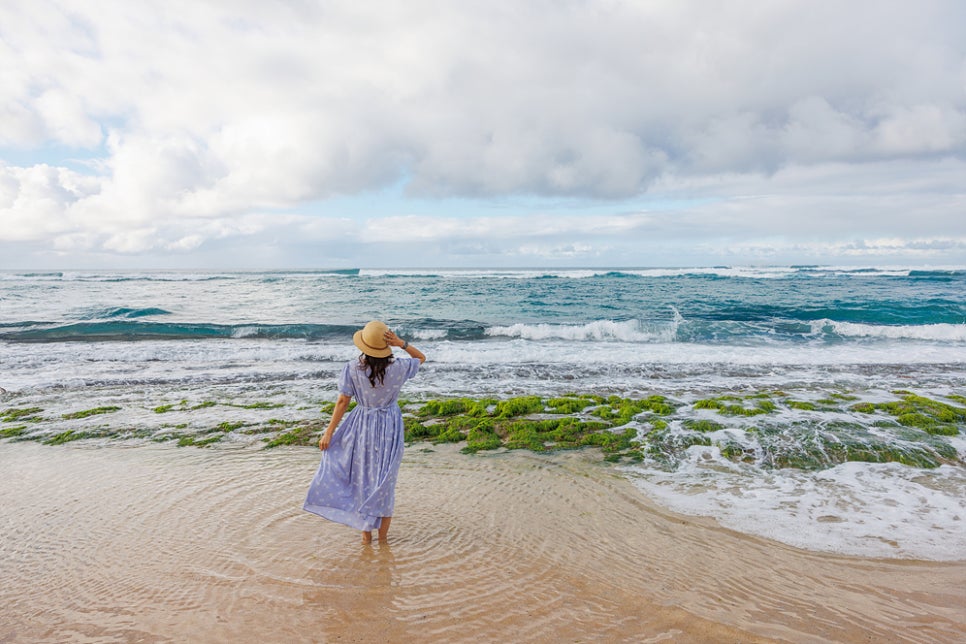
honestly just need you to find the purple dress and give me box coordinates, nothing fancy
[303,357,420,531]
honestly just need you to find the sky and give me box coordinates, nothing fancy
[1,0,965,269]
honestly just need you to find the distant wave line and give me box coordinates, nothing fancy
[2,316,964,344]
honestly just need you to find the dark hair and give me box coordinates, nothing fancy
[359,354,393,388]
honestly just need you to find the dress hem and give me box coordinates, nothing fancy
[303,502,383,532]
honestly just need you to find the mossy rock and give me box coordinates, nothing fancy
[62,406,121,420]
[0,425,27,438]
[823,393,859,402]
[45,430,85,445]
[263,422,323,448]
[417,398,472,417]
[503,419,548,451]
[414,398,496,418]
[404,416,439,441]
[641,430,712,467]
[579,426,637,453]
[216,421,247,432]
[434,425,465,443]
[1,407,44,423]
[693,396,774,417]
[895,413,958,435]
[592,398,649,425]
[266,418,300,427]
[235,401,285,410]
[43,429,113,445]
[546,396,599,414]
[682,419,724,433]
[718,439,755,462]
[640,395,679,416]
[848,393,964,436]
[753,421,958,470]
[179,434,224,448]
[494,396,545,418]
[461,420,502,453]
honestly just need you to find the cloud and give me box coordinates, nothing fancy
[0,0,964,265]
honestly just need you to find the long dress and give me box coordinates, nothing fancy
[303,357,421,531]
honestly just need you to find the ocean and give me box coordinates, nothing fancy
[1,266,964,560]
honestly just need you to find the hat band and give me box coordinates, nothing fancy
[359,336,388,353]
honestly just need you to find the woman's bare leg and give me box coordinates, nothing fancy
[361,530,372,544]
[377,517,392,542]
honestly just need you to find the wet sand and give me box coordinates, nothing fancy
[0,441,963,643]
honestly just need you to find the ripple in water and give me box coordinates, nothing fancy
[0,442,963,643]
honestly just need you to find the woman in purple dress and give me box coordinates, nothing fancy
[303,320,426,544]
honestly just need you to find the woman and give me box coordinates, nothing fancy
[303,320,426,544]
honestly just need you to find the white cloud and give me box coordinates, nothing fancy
[873,103,966,154]
[0,0,964,266]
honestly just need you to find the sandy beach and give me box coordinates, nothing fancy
[1,441,963,643]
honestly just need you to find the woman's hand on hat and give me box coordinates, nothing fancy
[384,329,404,347]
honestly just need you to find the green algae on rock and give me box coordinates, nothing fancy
[62,406,121,420]
[752,421,956,470]
[216,421,247,432]
[494,396,545,418]
[546,395,601,414]
[3,388,961,473]
[0,425,27,438]
[1,407,44,423]
[177,434,224,448]
[230,401,285,410]
[850,393,966,436]
[693,396,776,417]
[263,422,324,448]
[399,391,963,469]
[683,419,725,433]
[404,394,639,459]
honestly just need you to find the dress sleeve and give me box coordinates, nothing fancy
[401,357,421,380]
[338,362,356,397]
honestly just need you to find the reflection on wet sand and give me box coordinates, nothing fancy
[0,441,962,643]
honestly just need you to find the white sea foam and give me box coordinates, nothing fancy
[230,326,260,339]
[5,334,966,395]
[817,319,966,342]
[485,319,676,342]
[818,264,966,277]
[411,329,448,340]
[434,336,966,367]
[626,453,966,561]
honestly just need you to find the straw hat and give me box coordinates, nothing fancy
[353,320,393,358]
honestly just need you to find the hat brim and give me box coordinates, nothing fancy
[353,329,393,358]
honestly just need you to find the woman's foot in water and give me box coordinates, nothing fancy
[361,531,372,544]
[377,517,392,543]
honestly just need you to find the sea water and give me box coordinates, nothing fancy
[1,266,964,560]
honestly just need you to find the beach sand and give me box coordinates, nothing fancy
[0,441,963,643]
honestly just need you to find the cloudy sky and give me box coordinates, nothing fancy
[2,1,964,269]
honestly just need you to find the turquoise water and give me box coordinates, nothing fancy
[3,266,964,343]
[1,266,964,559]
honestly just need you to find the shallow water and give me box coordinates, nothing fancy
[1,442,963,643]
